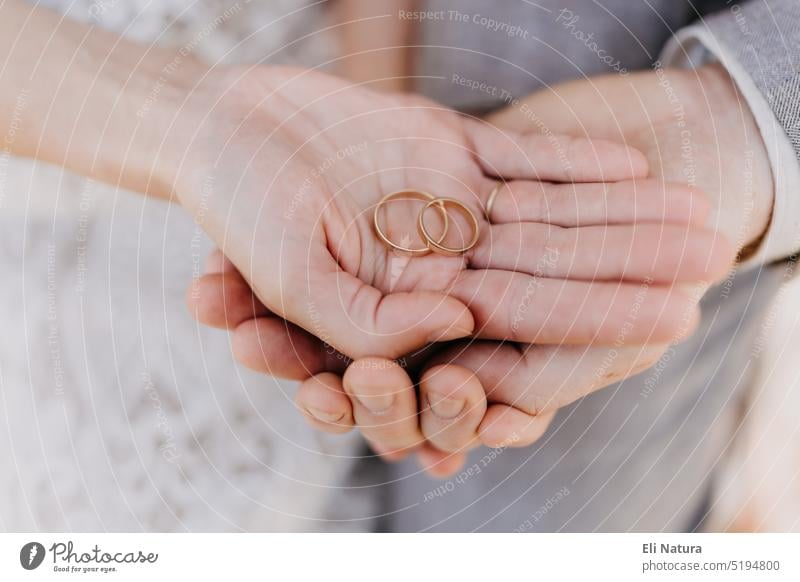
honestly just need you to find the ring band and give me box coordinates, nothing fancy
[484,182,506,222]
[374,190,448,256]
[418,197,481,256]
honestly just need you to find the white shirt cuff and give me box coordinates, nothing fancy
[661,27,800,268]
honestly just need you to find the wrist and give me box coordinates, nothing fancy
[167,64,314,214]
[89,48,212,201]
[162,64,263,214]
[681,63,774,252]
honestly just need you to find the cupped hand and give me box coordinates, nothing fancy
[346,63,764,472]
[189,173,731,476]
[175,65,649,362]
[186,64,755,476]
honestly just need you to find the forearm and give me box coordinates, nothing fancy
[332,0,417,92]
[0,0,208,199]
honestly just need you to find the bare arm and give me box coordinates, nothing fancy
[332,0,417,92]
[0,0,205,198]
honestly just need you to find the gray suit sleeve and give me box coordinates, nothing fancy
[660,0,800,266]
[701,0,800,160]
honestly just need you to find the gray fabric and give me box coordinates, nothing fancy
[416,0,693,110]
[702,0,800,162]
[373,0,798,532]
[380,266,785,532]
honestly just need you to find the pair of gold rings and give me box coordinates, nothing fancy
[373,190,481,257]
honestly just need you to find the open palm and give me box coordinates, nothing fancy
[177,65,648,359]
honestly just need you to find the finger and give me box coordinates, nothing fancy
[296,372,354,434]
[416,445,467,478]
[466,119,649,182]
[300,265,474,359]
[469,223,736,283]
[452,270,701,345]
[343,357,424,453]
[188,266,350,379]
[419,364,487,453]
[485,179,710,227]
[187,272,270,330]
[430,341,668,416]
[479,406,556,449]
[232,317,349,380]
[417,347,553,451]
[370,442,412,463]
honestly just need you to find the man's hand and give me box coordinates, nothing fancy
[415,62,773,462]
[491,63,773,249]
[406,63,771,466]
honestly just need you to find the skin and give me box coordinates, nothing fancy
[332,0,417,93]
[0,2,754,476]
[190,63,768,476]
[1,0,664,365]
[173,65,664,359]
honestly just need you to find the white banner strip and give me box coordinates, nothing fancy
[1,533,798,581]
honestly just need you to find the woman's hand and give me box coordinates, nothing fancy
[173,65,657,361]
[0,0,651,363]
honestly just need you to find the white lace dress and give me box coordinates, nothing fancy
[0,0,374,532]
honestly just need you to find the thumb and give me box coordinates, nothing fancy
[285,266,474,360]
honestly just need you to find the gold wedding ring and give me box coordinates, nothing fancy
[484,182,506,222]
[418,197,481,257]
[373,190,448,256]
[374,190,482,257]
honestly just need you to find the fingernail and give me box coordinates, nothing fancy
[428,324,473,343]
[352,390,394,415]
[428,394,465,419]
[306,406,345,423]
